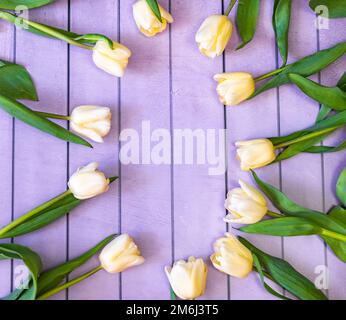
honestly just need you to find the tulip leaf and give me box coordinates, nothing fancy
[0,0,54,9]
[36,235,116,297]
[0,60,38,101]
[328,206,346,226]
[0,94,92,147]
[145,0,162,23]
[235,0,260,50]
[322,236,346,263]
[336,167,346,207]
[240,217,322,237]
[252,41,346,98]
[309,0,346,19]
[273,0,292,66]
[315,104,332,123]
[239,237,328,300]
[0,243,42,300]
[289,73,346,111]
[304,139,346,154]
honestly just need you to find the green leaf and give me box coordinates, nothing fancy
[0,94,92,147]
[0,0,54,9]
[315,104,332,123]
[240,217,322,237]
[235,0,260,50]
[322,235,346,263]
[305,139,346,153]
[336,167,346,207]
[239,237,328,300]
[37,235,116,296]
[145,0,162,23]
[309,0,346,19]
[328,206,346,226]
[0,243,42,300]
[0,60,38,101]
[289,73,346,111]
[252,41,346,98]
[273,0,292,66]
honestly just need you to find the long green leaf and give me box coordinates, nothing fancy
[236,0,260,50]
[239,237,328,300]
[336,167,346,207]
[252,41,346,98]
[0,60,38,101]
[273,0,291,66]
[0,94,92,147]
[305,139,346,153]
[289,73,346,111]
[0,243,42,300]
[0,0,54,9]
[309,0,346,19]
[145,0,162,23]
[37,235,116,296]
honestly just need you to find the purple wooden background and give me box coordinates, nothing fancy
[0,0,345,300]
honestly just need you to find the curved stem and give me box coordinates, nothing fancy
[36,265,103,300]
[321,229,346,242]
[35,111,70,121]
[254,66,288,82]
[225,0,237,16]
[274,127,339,149]
[0,190,72,237]
[266,210,283,218]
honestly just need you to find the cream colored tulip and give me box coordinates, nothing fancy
[236,139,276,171]
[195,15,232,58]
[68,162,110,200]
[70,105,111,143]
[99,234,145,273]
[210,233,253,278]
[224,179,268,224]
[92,40,131,77]
[214,72,255,106]
[133,0,173,37]
[165,256,207,300]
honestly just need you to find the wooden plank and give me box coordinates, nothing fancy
[67,0,120,300]
[119,0,172,300]
[225,0,281,299]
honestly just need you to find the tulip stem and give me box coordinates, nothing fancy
[254,66,288,82]
[266,210,283,218]
[35,111,70,121]
[0,190,72,237]
[273,126,339,149]
[36,265,103,300]
[225,0,237,16]
[321,229,346,242]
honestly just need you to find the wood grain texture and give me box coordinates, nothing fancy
[0,0,345,300]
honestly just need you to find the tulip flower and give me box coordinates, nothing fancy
[69,105,112,143]
[133,0,174,37]
[214,72,255,106]
[210,233,253,278]
[92,40,131,77]
[195,15,233,58]
[235,139,276,171]
[224,180,268,224]
[99,234,145,273]
[165,256,207,300]
[68,162,110,200]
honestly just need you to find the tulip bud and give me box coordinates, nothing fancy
[68,162,110,200]
[133,0,173,37]
[92,40,131,77]
[99,234,145,273]
[235,139,276,171]
[165,256,207,300]
[210,233,253,278]
[195,15,232,58]
[214,72,255,106]
[224,179,268,224]
[70,106,112,143]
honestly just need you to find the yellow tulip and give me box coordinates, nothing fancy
[211,233,253,278]
[195,15,232,58]
[224,179,268,224]
[214,72,255,106]
[235,139,276,171]
[133,0,173,37]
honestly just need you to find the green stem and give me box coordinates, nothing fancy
[321,229,346,242]
[274,127,339,149]
[0,190,72,237]
[254,268,274,282]
[254,66,288,82]
[35,111,70,121]
[36,265,103,300]
[266,210,283,218]
[225,0,237,16]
